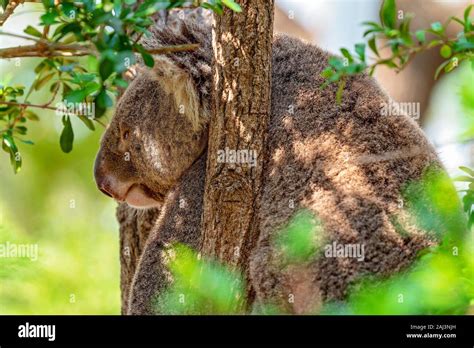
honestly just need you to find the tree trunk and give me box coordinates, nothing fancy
[116,204,160,314]
[200,0,274,301]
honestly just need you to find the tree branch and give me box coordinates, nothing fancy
[146,43,200,55]
[0,41,200,59]
[0,43,93,58]
[0,0,25,26]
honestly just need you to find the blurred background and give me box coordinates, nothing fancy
[0,0,472,314]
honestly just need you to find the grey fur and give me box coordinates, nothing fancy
[96,21,448,314]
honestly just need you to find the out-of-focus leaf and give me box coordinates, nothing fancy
[78,115,95,131]
[24,25,43,38]
[459,166,474,177]
[96,89,113,108]
[355,43,366,62]
[34,72,55,91]
[134,44,154,68]
[415,30,426,43]
[380,0,397,29]
[59,115,74,153]
[99,56,115,81]
[1,0,9,10]
[24,110,39,121]
[222,0,242,12]
[430,21,444,34]
[368,36,379,57]
[440,45,452,59]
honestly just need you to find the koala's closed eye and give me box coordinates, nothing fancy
[122,130,129,140]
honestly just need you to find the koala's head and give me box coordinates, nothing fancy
[94,21,212,209]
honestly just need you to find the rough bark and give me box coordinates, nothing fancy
[116,204,160,314]
[200,0,274,297]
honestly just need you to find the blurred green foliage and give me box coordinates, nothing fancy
[321,168,472,315]
[0,67,120,312]
[459,69,474,140]
[321,0,474,102]
[274,210,323,264]
[153,244,246,314]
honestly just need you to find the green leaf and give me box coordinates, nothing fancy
[440,45,452,59]
[78,115,95,131]
[134,44,155,68]
[340,48,353,63]
[14,126,27,135]
[222,0,242,12]
[454,175,474,182]
[34,72,55,91]
[321,67,334,79]
[40,11,58,25]
[42,0,54,9]
[464,4,473,31]
[2,133,21,173]
[336,79,346,105]
[115,51,135,73]
[64,89,88,104]
[444,56,461,74]
[434,60,450,80]
[415,30,426,43]
[24,110,39,121]
[380,0,396,29]
[114,78,128,88]
[20,139,34,145]
[430,21,444,34]
[94,104,107,119]
[99,57,115,81]
[1,0,9,10]
[87,55,98,71]
[355,43,366,62]
[362,21,383,30]
[368,36,379,57]
[427,39,444,49]
[59,115,74,153]
[96,89,113,108]
[50,81,60,93]
[459,166,474,177]
[24,25,43,38]
[328,57,344,70]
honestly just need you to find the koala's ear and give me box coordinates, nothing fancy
[138,20,212,131]
[149,56,209,132]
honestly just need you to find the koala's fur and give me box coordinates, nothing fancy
[97,20,448,314]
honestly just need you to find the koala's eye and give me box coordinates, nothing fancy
[122,130,130,140]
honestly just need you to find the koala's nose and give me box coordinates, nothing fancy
[98,183,113,198]
[95,172,124,201]
[94,152,119,200]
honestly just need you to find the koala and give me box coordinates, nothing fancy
[94,20,451,314]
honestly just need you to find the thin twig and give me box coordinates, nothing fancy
[0,30,42,42]
[147,43,200,55]
[0,99,108,128]
[0,43,93,58]
[0,100,58,111]
[0,0,25,26]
